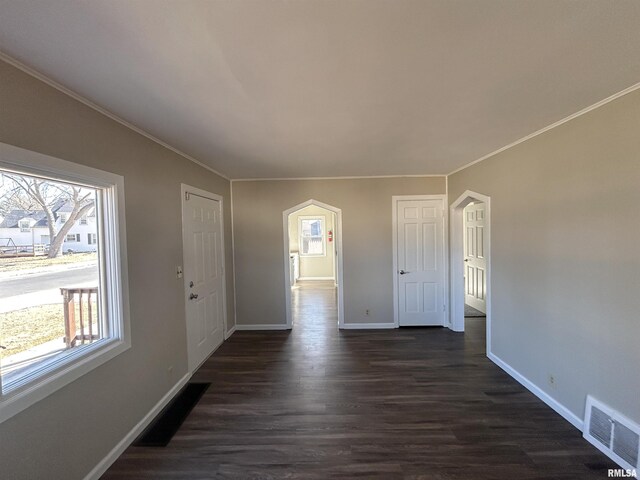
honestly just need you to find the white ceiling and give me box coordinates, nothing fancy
[1,1,640,179]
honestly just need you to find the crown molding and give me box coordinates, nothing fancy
[231,174,446,182]
[4,49,638,183]
[0,51,230,181]
[448,81,640,176]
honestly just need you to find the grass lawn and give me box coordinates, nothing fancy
[0,252,97,274]
[0,302,98,360]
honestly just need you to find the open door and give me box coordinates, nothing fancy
[464,202,487,314]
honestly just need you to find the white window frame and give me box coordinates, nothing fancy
[88,232,97,245]
[80,215,88,225]
[58,213,67,223]
[65,233,79,242]
[298,215,326,257]
[19,220,30,232]
[0,142,131,424]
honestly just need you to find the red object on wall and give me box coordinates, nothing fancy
[328,230,333,242]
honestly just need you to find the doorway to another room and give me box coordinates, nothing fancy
[283,200,344,330]
[392,195,448,328]
[463,201,487,320]
[181,184,227,374]
[450,191,491,354]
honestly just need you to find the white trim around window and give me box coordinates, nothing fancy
[0,142,131,424]
[298,215,326,257]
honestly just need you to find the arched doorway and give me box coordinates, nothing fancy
[450,190,492,354]
[282,199,344,329]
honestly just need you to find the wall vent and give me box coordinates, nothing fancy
[584,395,640,471]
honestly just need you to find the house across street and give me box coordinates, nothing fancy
[0,200,98,256]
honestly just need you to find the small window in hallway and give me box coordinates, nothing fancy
[299,216,325,256]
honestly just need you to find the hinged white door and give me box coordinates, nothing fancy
[396,199,446,326]
[464,202,487,313]
[183,191,225,372]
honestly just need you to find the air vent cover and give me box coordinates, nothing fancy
[613,421,639,468]
[584,396,640,471]
[590,405,612,447]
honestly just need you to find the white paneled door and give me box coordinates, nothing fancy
[396,198,446,326]
[182,189,225,373]
[464,202,487,313]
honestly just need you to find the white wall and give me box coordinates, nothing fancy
[0,58,235,479]
[0,218,99,253]
[449,87,640,426]
[232,176,446,327]
[61,218,98,253]
[0,227,40,246]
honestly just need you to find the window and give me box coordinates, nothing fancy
[19,220,30,232]
[0,142,130,424]
[58,214,67,223]
[87,233,97,245]
[299,216,325,256]
[80,215,87,225]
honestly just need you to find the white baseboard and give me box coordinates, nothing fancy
[488,352,583,431]
[83,373,191,480]
[298,276,334,281]
[340,322,397,329]
[224,325,236,339]
[235,324,290,330]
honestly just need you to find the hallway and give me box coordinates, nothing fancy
[104,289,614,479]
[291,280,338,331]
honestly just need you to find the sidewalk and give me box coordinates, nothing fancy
[0,260,98,280]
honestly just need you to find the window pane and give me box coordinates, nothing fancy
[301,219,322,237]
[0,171,102,390]
[300,218,324,255]
[302,236,324,255]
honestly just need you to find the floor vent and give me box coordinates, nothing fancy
[584,395,640,471]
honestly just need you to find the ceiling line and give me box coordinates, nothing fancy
[0,50,231,181]
[447,80,640,177]
[231,174,446,182]
[3,50,639,183]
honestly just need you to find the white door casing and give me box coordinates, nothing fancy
[464,203,487,313]
[283,199,344,329]
[182,185,226,373]
[449,190,491,355]
[394,196,447,327]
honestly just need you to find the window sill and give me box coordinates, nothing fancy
[0,337,130,424]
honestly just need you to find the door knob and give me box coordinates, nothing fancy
[189,293,199,300]
[399,270,409,275]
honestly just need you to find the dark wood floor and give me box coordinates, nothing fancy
[103,281,614,479]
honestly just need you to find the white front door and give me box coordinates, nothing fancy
[182,190,225,372]
[464,202,487,313]
[396,198,446,326]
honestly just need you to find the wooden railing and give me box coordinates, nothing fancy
[60,287,99,348]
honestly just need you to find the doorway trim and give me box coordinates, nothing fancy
[180,183,228,374]
[449,190,491,353]
[392,195,449,328]
[283,199,344,329]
